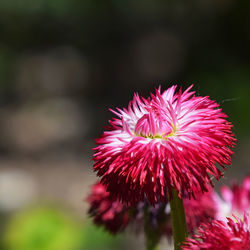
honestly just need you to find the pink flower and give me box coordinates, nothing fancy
[184,186,217,232]
[182,214,250,250]
[93,85,236,205]
[87,182,129,234]
[214,176,250,221]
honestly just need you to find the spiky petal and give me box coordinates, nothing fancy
[182,213,250,250]
[93,85,236,205]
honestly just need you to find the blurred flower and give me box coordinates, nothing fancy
[182,213,250,250]
[87,182,218,239]
[87,182,171,236]
[184,187,217,233]
[214,176,250,221]
[93,85,235,205]
[87,182,130,234]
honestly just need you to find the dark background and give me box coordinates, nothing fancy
[0,1,249,249]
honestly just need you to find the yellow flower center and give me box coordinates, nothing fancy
[137,124,177,140]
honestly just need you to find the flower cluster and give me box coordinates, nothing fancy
[93,85,235,205]
[87,84,240,249]
[182,214,250,250]
[87,177,250,249]
[86,181,217,235]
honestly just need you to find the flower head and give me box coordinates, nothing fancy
[93,85,235,205]
[182,213,250,250]
[87,182,129,234]
[215,176,250,221]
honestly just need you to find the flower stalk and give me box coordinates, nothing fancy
[169,187,188,250]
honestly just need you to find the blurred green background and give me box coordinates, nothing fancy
[0,1,249,249]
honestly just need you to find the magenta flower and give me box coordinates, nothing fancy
[87,182,130,234]
[214,176,250,221]
[182,214,250,250]
[93,85,236,205]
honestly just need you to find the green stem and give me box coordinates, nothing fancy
[169,187,188,250]
[144,206,160,250]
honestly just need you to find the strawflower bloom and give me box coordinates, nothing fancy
[215,176,250,221]
[93,85,236,205]
[86,183,171,237]
[182,213,250,250]
[87,182,130,234]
